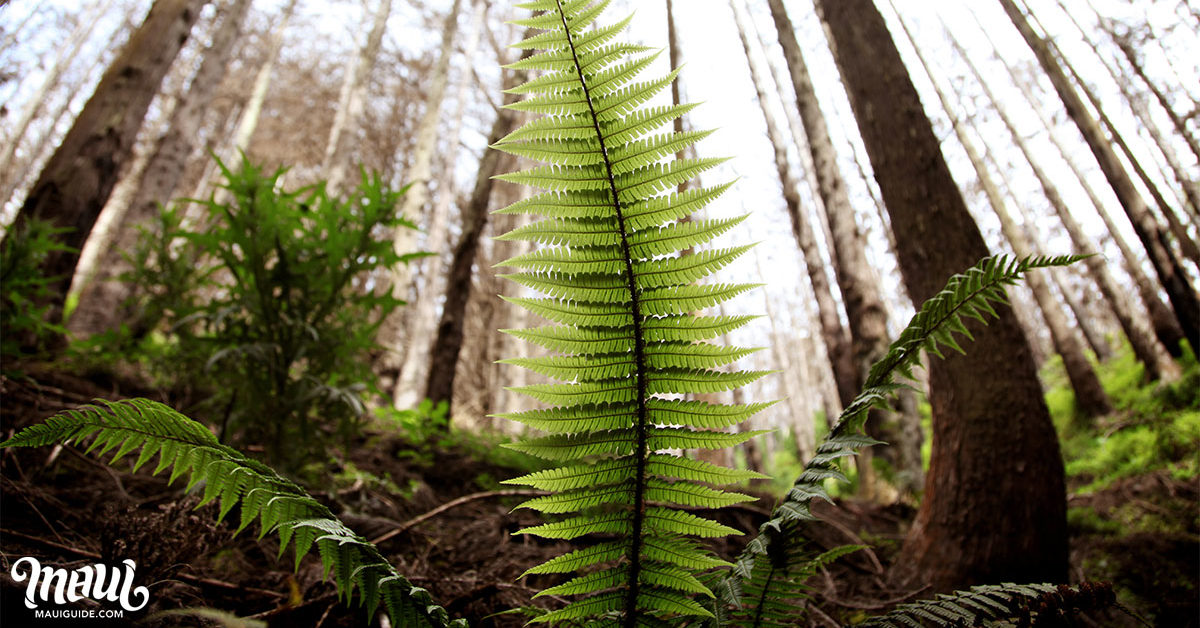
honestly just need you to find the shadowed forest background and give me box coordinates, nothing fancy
[0,0,1197,625]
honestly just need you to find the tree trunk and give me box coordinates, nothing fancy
[321,0,391,195]
[227,0,297,160]
[68,0,252,338]
[394,0,483,410]
[760,0,921,497]
[424,39,530,415]
[998,0,1199,356]
[0,0,113,196]
[895,3,1111,418]
[3,0,207,334]
[728,0,856,416]
[972,15,1188,358]
[949,30,1177,379]
[377,0,464,398]
[818,0,1068,590]
[1108,25,1200,165]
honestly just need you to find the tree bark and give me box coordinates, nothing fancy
[761,0,921,497]
[3,0,207,333]
[424,38,530,414]
[728,0,856,416]
[998,0,1199,356]
[943,26,1178,381]
[377,0,464,398]
[321,0,392,195]
[68,0,252,338]
[818,0,1068,590]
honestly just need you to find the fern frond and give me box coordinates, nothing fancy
[722,254,1085,623]
[494,1,768,624]
[0,399,464,627]
[859,581,1117,627]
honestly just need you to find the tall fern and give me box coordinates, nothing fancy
[0,399,464,627]
[492,0,772,624]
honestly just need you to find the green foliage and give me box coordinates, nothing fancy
[720,255,1085,625]
[1051,340,1200,491]
[0,219,72,364]
[492,1,772,623]
[0,399,464,627]
[858,581,1117,627]
[118,158,418,468]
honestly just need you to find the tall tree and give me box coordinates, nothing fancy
[944,24,1179,381]
[376,0,463,401]
[896,8,1112,418]
[727,0,856,419]
[0,0,114,196]
[998,0,1199,355]
[817,0,1068,589]
[321,0,391,195]
[3,0,208,333]
[69,0,253,337]
[972,16,1188,357]
[761,0,921,496]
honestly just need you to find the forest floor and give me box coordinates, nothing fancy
[0,364,1196,627]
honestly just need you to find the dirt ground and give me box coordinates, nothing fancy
[1,366,1195,626]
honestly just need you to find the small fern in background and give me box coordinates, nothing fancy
[491,0,772,624]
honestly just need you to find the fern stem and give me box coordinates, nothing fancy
[554,2,650,624]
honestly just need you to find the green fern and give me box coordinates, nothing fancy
[0,399,463,627]
[859,581,1117,627]
[492,0,771,624]
[721,254,1085,626]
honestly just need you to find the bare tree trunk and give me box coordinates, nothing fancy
[69,0,252,337]
[377,0,464,400]
[226,0,297,160]
[819,0,1067,590]
[321,0,391,195]
[943,26,1178,381]
[972,16,1188,358]
[728,0,856,417]
[760,0,921,498]
[3,0,207,335]
[395,0,484,410]
[999,0,1199,356]
[1107,25,1200,164]
[0,0,113,195]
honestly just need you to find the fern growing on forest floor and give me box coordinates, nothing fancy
[491,0,770,624]
[0,399,464,627]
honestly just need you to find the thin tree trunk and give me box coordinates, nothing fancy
[999,0,1199,356]
[227,0,297,160]
[395,0,483,410]
[819,0,1067,589]
[377,0,464,399]
[754,248,815,464]
[972,15,1189,357]
[1108,25,1200,164]
[0,0,113,194]
[1057,48,1200,269]
[943,26,1178,381]
[3,0,207,335]
[728,0,856,416]
[760,0,921,498]
[895,8,1111,419]
[69,0,252,337]
[322,0,391,195]
[424,37,530,414]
